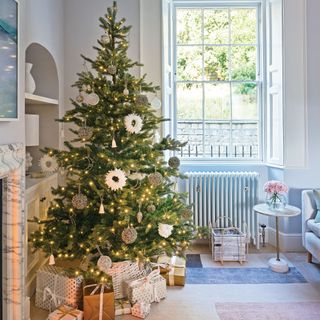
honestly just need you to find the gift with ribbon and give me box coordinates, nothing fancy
[35,266,83,311]
[47,305,83,320]
[83,283,115,320]
[131,302,151,319]
[156,255,186,286]
[124,269,166,305]
[115,299,131,316]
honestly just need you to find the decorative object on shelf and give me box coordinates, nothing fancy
[157,255,186,286]
[72,185,88,210]
[136,94,148,106]
[78,122,93,141]
[146,204,156,213]
[99,196,105,214]
[105,168,127,191]
[47,305,83,320]
[35,265,83,311]
[168,156,180,169]
[39,154,58,175]
[97,255,112,273]
[150,95,161,110]
[107,261,147,299]
[107,65,117,75]
[148,172,163,187]
[125,269,166,304]
[25,152,33,172]
[158,223,173,238]
[128,172,146,181]
[264,180,288,210]
[85,92,100,106]
[25,62,36,94]
[115,299,131,316]
[124,113,143,134]
[48,254,55,266]
[25,114,39,172]
[101,32,110,44]
[83,283,115,320]
[131,302,151,319]
[121,226,137,244]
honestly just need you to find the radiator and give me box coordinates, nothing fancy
[185,171,259,242]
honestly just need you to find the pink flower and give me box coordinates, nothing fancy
[264,180,288,195]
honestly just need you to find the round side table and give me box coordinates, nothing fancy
[253,204,301,273]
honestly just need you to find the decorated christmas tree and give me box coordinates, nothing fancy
[31,2,194,280]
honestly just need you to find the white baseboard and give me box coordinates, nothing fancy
[267,227,305,252]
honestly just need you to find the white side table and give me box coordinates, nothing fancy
[253,204,301,273]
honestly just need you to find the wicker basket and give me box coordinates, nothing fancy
[210,217,248,264]
[107,261,146,299]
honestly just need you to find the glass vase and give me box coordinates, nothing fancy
[266,193,287,210]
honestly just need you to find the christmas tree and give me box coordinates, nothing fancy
[31,1,194,280]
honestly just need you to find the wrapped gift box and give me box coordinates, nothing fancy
[131,302,150,319]
[125,270,166,305]
[83,283,115,320]
[115,299,131,316]
[157,255,186,286]
[48,305,83,320]
[107,261,146,299]
[35,265,83,311]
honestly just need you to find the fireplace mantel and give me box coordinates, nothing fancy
[0,143,24,320]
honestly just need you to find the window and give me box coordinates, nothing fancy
[172,2,262,161]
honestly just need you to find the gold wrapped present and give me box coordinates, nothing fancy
[83,283,115,320]
[48,305,83,320]
[157,255,186,286]
[115,299,131,316]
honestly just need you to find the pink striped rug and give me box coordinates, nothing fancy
[215,302,320,320]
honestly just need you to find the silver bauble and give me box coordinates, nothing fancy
[107,65,117,75]
[71,193,88,210]
[121,227,137,244]
[78,127,93,141]
[148,172,163,187]
[147,204,156,213]
[136,94,148,105]
[168,156,180,169]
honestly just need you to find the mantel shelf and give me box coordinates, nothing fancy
[25,93,58,105]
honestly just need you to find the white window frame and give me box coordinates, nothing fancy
[163,0,265,163]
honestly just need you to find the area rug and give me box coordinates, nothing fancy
[186,254,203,268]
[215,302,320,320]
[186,267,307,284]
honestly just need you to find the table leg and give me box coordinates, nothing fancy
[276,216,280,261]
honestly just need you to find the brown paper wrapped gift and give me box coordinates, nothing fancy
[83,283,115,320]
[157,255,186,286]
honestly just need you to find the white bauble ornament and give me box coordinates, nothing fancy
[72,192,88,210]
[107,65,117,75]
[151,96,162,109]
[148,172,163,187]
[158,223,173,238]
[121,227,138,244]
[128,172,146,181]
[105,169,127,191]
[124,114,143,134]
[101,33,110,44]
[137,211,143,223]
[85,92,100,106]
[39,154,58,175]
[78,126,93,141]
[97,255,112,273]
[123,88,129,96]
[49,254,55,265]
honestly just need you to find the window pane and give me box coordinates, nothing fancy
[232,83,258,120]
[176,9,202,44]
[231,46,256,80]
[231,122,259,158]
[205,83,231,120]
[177,121,203,157]
[204,9,229,44]
[204,46,229,81]
[177,46,202,81]
[177,83,203,120]
[231,8,257,44]
[204,122,231,157]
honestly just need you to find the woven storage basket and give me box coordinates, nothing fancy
[107,261,146,299]
[35,265,83,311]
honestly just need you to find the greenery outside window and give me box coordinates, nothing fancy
[173,3,262,161]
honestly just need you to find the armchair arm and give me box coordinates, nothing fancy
[302,190,317,246]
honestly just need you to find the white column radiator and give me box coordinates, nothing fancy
[185,171,259,242]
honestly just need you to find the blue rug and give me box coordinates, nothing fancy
[186,254,203,268]
[186,267,307,284]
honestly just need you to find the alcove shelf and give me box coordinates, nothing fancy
[25,93,58,105]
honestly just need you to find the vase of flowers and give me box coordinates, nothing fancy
[264,180,288,210]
